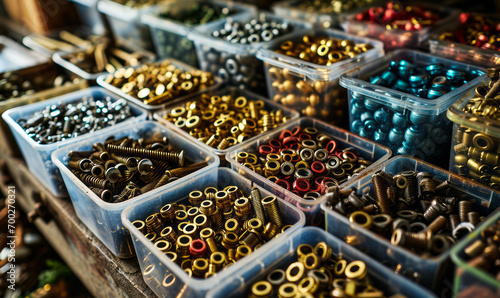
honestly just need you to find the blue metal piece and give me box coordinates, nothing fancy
[409,111,431,126]
[374,129,387,143]
[351,102,364,117]
[404,126,426,147]
[380,70,397,86]
[425,63,444,76]
[388,127,405,144]
[364,99,381,111]
[427,89,447,99]
[360,111,373,123]
[392,112,408,128]
[351,119,363,133]
[408,70,430,88]
[359,127,373,139]
[374,107,392,124]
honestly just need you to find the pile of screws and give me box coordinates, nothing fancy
[236,126,372,199]
[67,136,208,203]
[163,92,291,151]
[29,30,103,53]
[452,67,500,188]
[324,170,486,256]
[134,185,289,278]
[438,13,500,51]
[104,60,216,106]
[159,2,232,26]
[18,96,134,144]
[248,242,389,298]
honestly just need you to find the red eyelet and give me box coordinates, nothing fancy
[320,177,339,194]
[289,143,301,151]
[342,151,357,161]
[189,239,206,258]
[309,183,320,192]
[259,145,274,155]
[325,140,336,154]
[275,179,291,190]
[311,161,326,176]
[291,154,301,163]
[279,130,293,142]
[291,126,301,136]
[268,139,282,149]
[293,178,310,195]
[298,133,311,141]
[283,136,299,147]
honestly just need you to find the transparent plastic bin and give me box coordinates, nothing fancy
[320,155,500,290]
[70,0,106,35]
[97,58,223,113]
[206,226,436,298]
[97,0,154,51]
[52,44,155,81]
[257,28,383,126]
[52,121,219,258]
[447,77,500,190]
[428,14,500,68]
[0,62,87,157]
[154,86,300,161]
[0,36,47,73]
[23,26,99,56]
[141,0,255,67]
[272,0,382,29]
[341,3,459,50]
[122,167,305,298]
[188,12,311,94]
[340,49,486,166]
[451,207,500,297]
[2,87,147,196]
[226,117,391,226]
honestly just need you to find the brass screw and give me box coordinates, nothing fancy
[261,196,284,229]
[106,144,184,166]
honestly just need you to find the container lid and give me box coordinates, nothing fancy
[256,27,384,81]
[340,49,486,115]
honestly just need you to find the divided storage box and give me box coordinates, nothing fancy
[428,14,500,68]
[256,28,384,126]
[122,167,305,298]
[188,13,311,94]
[226,117,391,226]
[52,121,219,258]
[340,49,486,166]
[70,0,106,35]
[0,62,87,157]
[154,86,300,160]
[447,77,500,190]
[451,207,500,297]
[2,87,146,196]
[341,4,459,50]
[142,0,255,67]
[320,156,500,290]
[97,58,223,113]
[206,227,436,298]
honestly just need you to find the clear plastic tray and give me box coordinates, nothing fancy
[320,155,500,290]
[206,226,436,298]
[341,3,460,50]
[340,49,486,165]
[52,43,155,81]
[97,0,155,51]
[256,27,383,126]
[52,121,220,258]
[23,26,99,56]
[188,12,311,93]
[451,206,500,297]
[428,14,500,68]
[97,58,223,112]
[447,76,500,190]
[70,0,106,35]
[0,62,87,156]
[122,167,305,298]
[2,87,147,196]
[141,0,255,67]
[154,86,300,160]
[225,117,391,226]
[0,36,47,73]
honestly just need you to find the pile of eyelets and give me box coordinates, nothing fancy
[248,242,388,297]
[438,13,500,50]
[236,126,372,199]
[133,186,289,279]
[324,170,486,256]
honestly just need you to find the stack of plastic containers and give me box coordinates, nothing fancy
[320,156,500,290]
[122,168,305,297]
[340,49,486,165]
[52,121,219,257]
[257,28,384,125]
[142,0,256,67]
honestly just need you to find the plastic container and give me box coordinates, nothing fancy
[52,43,155,81]
[428,14,500,68]
[97,58,223,113]
[451,207,500,297]
[70,0,106,35]
[97,0,154,51]
[206,226,436,298]
[2,87,147,196]
[141,0,255,67]
[0,36,47,73]
[341,3,459,50]
[188,12,311,94]
[0,62,87,157]
[257,28,384,126]
[340,49,486,166]
[154,86,300,161]
[52,121,219,258]
[320,155,500,290]
[226,117,391,226]
[122,167,305,297]
[446,77,500,190]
